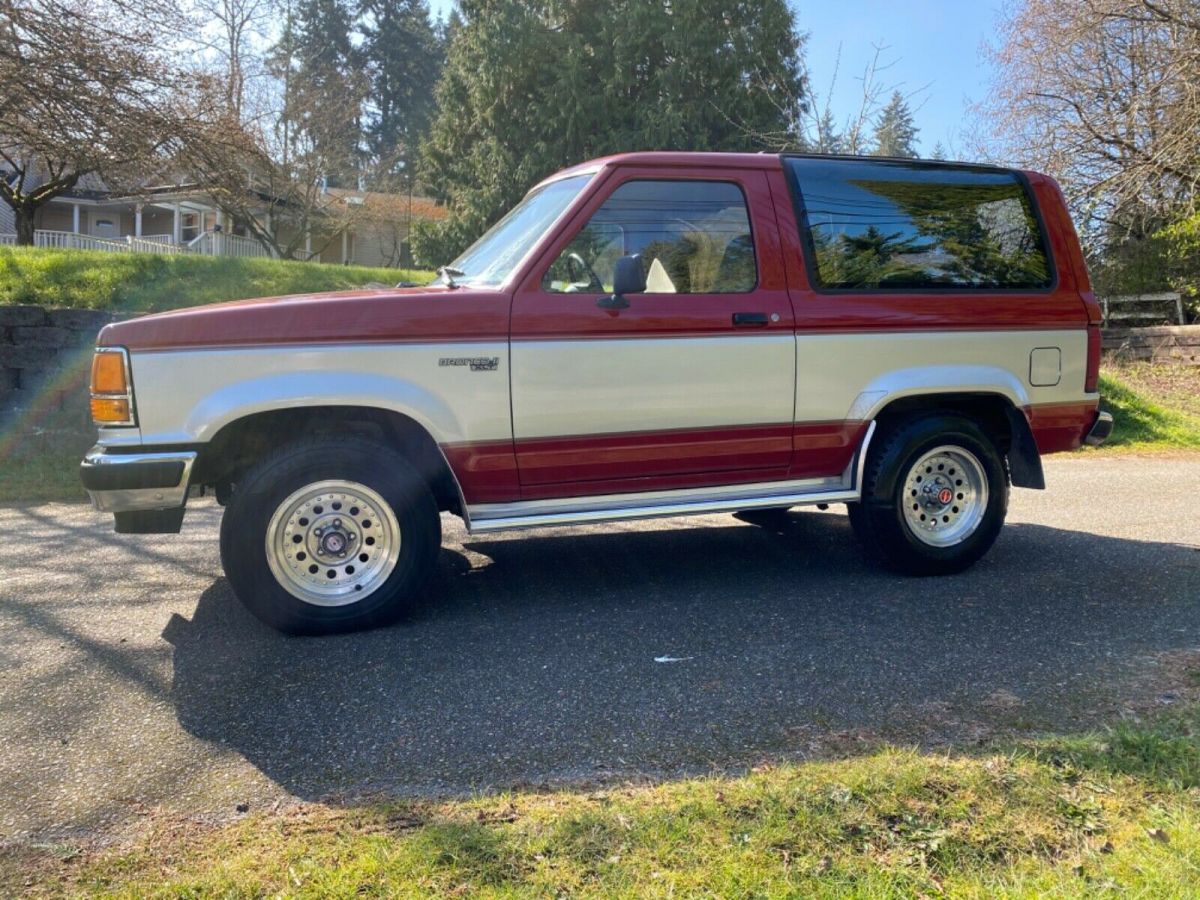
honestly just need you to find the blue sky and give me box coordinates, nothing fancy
[426,1,1001,154]
[793,1,1000,154]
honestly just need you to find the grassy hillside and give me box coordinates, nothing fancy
[0,247,433,313]
[7,703,1200,897]
[1098,367,1200,450]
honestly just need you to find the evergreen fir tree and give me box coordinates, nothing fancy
[360,0,443,189]
[871,90,919,158]
[814,108,844,155]
[413,0,808,265]
[285,0,362,185]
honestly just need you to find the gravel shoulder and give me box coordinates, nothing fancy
[1,453,1198,846]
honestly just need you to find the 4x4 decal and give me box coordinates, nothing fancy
[439,356,500,372]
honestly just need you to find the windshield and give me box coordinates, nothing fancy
[445,174,591,287]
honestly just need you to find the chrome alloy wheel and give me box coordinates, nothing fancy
[901,445,989,548]
[265,480,401,607]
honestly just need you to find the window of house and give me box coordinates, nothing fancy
[786,157,1052,291]
[181,212,200,243]
[543,180,757,294]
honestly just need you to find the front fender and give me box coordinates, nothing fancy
[125,343,511,447]
[181,371,460,444]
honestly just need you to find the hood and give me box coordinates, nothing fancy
[98,285,509,351]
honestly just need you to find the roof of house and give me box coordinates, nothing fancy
[0,165,113,200]
[2,156,451,222]
[323,188,448,222]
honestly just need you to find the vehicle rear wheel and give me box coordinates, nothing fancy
[220,436,440,634]
[849,414,1008,575]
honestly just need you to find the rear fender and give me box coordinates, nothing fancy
[847,365,1032,421]
[847,365,1044,490]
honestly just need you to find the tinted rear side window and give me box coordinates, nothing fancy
[785,157,1052,291]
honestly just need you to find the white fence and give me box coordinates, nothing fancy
[31,230,132,252]
[188,231,273,259]
[1101,292,1186,327]
[127,235,188,254]
[0,229,277,259]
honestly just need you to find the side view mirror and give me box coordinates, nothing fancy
[597,254,645,309]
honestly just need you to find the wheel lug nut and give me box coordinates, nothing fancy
[333,519,341,528]
[347,532,356,541]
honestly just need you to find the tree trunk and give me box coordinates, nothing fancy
[15,208,36,246]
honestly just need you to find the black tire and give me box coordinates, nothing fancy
[220,436,440,634]
[848,413,1008,575]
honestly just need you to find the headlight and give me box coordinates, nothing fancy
[90,347,136,426]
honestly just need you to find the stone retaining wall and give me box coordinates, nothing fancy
[0,305,115,422]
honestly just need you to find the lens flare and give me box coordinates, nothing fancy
[0,341,95,464]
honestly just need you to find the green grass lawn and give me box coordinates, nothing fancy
[7,702,1200,897]
[0,247,432,312]
[1097,364,1200,450]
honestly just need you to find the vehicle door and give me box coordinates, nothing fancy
[509,166,797,498]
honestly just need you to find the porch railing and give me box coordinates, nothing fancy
[0,229,281,259]
[32,230,132,252]
[188,231,274,258]
[126,235,186,254]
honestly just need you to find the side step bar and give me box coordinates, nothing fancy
[464,422,876,534]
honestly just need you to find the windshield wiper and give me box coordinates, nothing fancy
[437,266,465,288]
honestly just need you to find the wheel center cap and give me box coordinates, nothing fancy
[937,487,953,505]
[320,531,347,555]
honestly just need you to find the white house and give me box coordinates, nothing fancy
[0,170,446,265]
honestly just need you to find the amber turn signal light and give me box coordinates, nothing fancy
[90,348,135,426]
[91,349,128,395]
[90,396,132,424]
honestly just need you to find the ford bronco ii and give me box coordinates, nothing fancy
[81,152,1112,633]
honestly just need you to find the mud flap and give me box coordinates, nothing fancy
[1005,405,1045,489]
[114,508,186,534]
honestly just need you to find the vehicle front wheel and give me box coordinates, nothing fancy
[848,414,1008,575]
[220,436,441,634]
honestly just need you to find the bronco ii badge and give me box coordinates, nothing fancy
[439,356,499,372]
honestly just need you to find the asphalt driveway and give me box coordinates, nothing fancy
[1,454,1198,844]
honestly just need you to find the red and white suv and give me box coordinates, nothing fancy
[81,152,1111,633]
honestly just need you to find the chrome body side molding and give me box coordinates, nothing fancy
[464,421,877,533]
[466,479,857,533]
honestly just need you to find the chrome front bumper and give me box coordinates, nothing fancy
[80,446,197,513]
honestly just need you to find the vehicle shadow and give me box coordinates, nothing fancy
[163,511,1200,802]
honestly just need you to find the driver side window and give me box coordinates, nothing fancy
[542,179,757,294]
